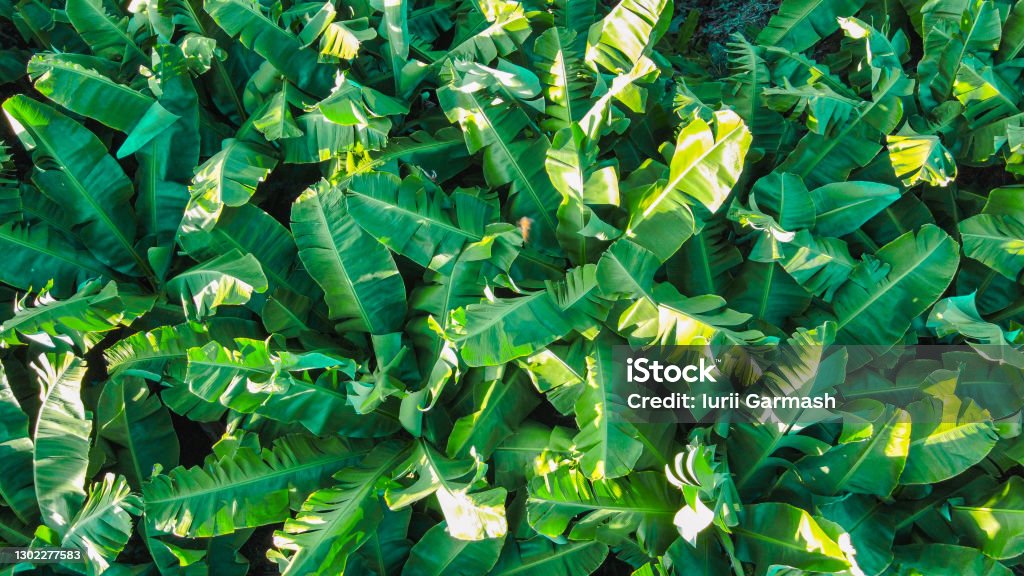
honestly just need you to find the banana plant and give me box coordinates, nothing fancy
[0,0,1023,573]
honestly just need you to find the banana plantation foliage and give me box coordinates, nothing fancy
[2,0,1024,572]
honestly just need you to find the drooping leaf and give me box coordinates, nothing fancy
[32,353,93,535]
[572,334,643,480]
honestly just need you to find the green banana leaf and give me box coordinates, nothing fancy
[291,179,408,334]
[142,434,364,537]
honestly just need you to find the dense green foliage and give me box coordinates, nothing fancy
[1,0,1024,573]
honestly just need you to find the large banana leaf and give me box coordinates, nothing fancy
[28,53,179,157]
[726,261,812,325]
[729,421,830,497]
[255,370,400,438]
[810,181,900,237]
[0,363,36,523]
[0,221,112,297]
[892,544,1011,576]
[779,230,855,301]
[381,0,408,89]
[344,172,494,275]
[795,402,911,496]
[618,283,763,347]
[900,372,998,484]
[143,434,364,537]
[179,203,326,334]
[833,224,959,349]
[270,442,406,576]
[546,125,620,265]
[733,503,850,573]
[167,249,268,319]
[489,539,608,575]
[2,95,148,276]
[183,137,277,234]
[65,0,147,64]
[534,28,591,131]
[573,335,643,480]
[960,214,1024,281]
[451,266,603,366]
[205,0,333,96]
[60,474,141,575]
[32,353,93,535]
[291,179,408,334]
[887,132,957,187]
[525,467,677,539]
[667,109,751,215]
[96,377,180,487]
[402,521,504,576]
[726,37,787,154]
[357,128,469,182]
[415,0,530,65]
[757,0,866,52]
[585,0,670,74]
[953,57,1021,131]
[629,109,750,261]
[750,172,815,231]
[665,219,742,296]
[446,369,540,459]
